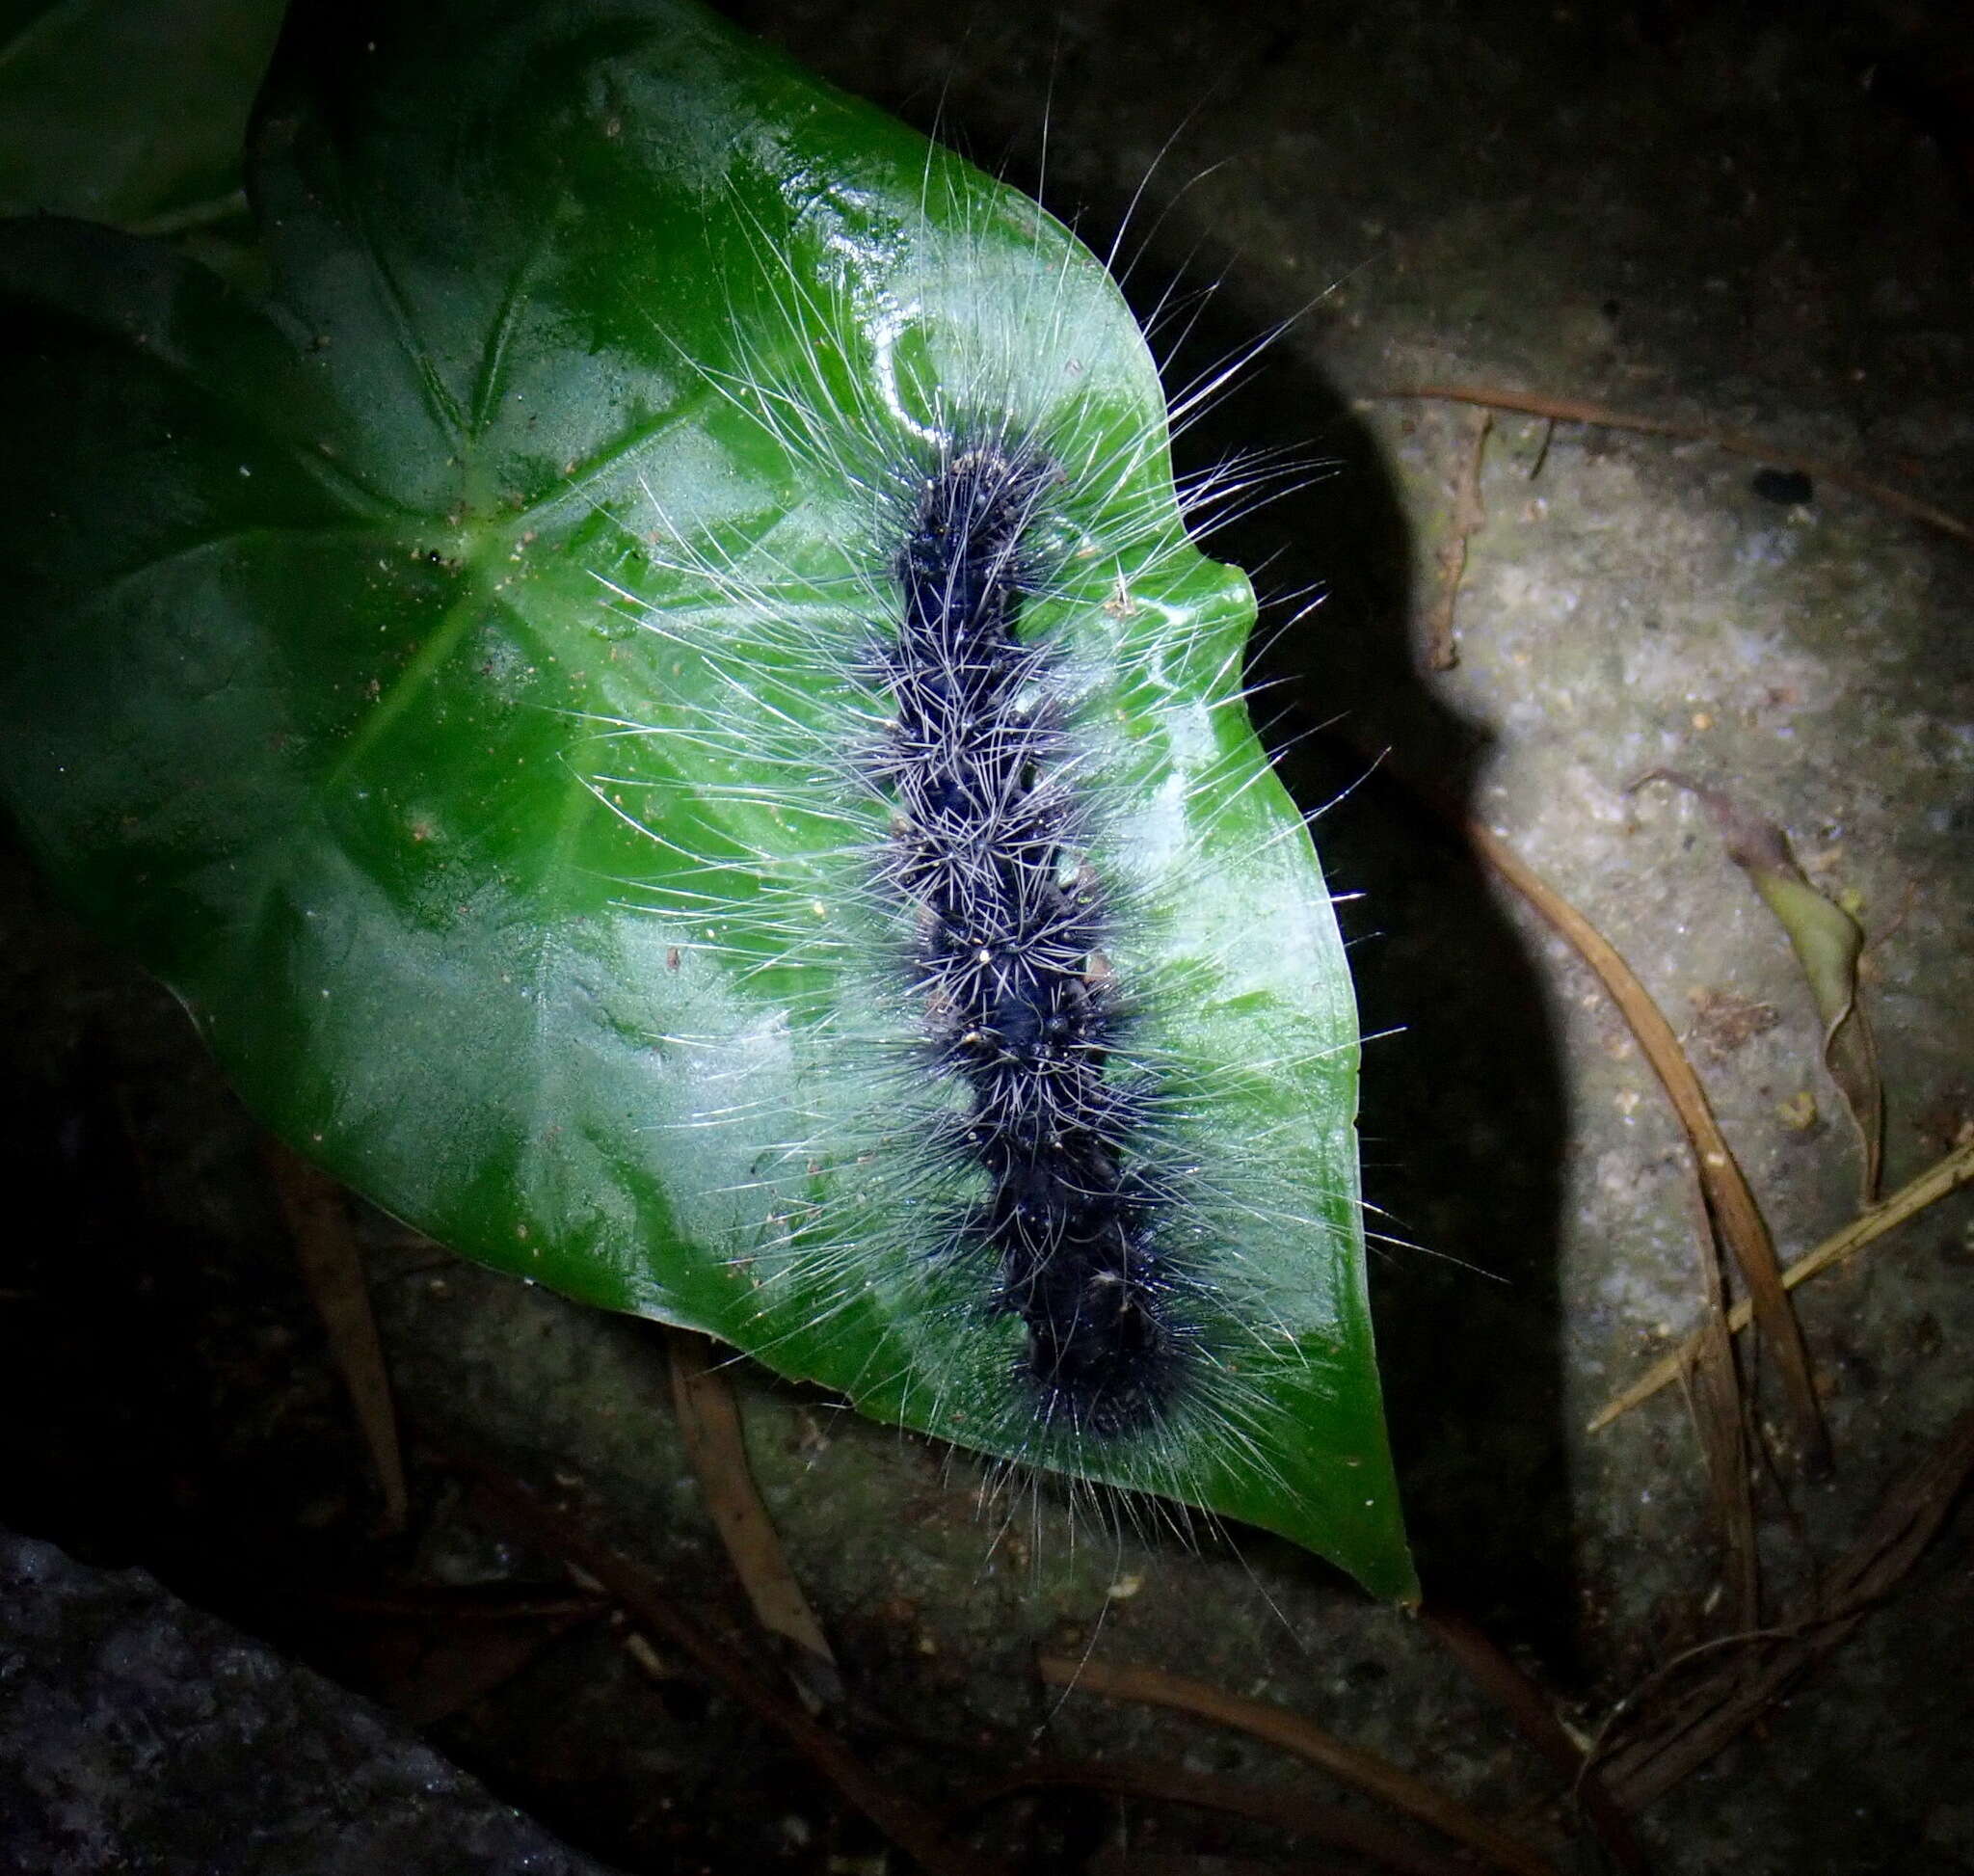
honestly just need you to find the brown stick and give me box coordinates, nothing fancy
[1590,1138,1974,1430]
[960,1756,1477,1876]
[1671,1158,1762,1631]
[436,1436,1008,1876]
[1378,385,1974,547]
[1419,1606,1652,1875]
[1038,1655,1562,1876]
[1463,819,1829,1471]
[263,1139,409,1531]
[1596,1407,1974,1808]
[667,1328,840,1707]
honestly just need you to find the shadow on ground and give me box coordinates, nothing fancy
[1164,293,1576,1651]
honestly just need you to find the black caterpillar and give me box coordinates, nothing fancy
[880,442,1193,1438]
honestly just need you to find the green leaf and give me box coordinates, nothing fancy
[0,0,283,226]
[0,0,1412,1599]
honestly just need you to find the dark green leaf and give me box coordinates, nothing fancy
[0,0,1412,1598]
[0,0,283,225]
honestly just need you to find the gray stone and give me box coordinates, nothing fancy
[0,1531,616,1876]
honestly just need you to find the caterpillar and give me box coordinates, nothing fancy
[874,437,1184,1439]
[633,410,1207,1446]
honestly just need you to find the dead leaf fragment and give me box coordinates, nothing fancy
[1636,773,1882,1202]
[1686,986,1781,1061]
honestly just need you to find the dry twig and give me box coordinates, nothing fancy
[1421,405,1492,671]
[262,1139,409,1531]
[1038,1655,1562,1876]
[432,1434,1008,1876]
[959,1756,1473,1876]
[1595,1407,1974,1807]
[1668,1160,1762,1630]
[667,1328,841,1708]
[1378,384,1974,547]
[1420,1606,1651,1875]
[1590,1138,1974,1431]
[1463,819,1828,1470]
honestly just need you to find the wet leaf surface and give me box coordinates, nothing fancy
[0,0,1408,1595]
